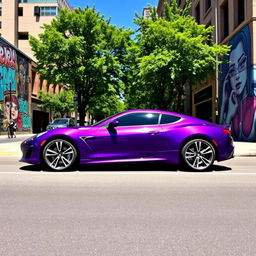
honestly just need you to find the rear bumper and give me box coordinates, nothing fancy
[217,136,235,162]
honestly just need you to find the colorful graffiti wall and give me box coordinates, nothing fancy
[0,39,31,131]
[219,25,256,142]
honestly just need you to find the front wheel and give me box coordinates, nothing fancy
[42,139,77,171]
[181,139,215,171]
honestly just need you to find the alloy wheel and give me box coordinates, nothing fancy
[43,139,77,171]
[182,139,215,171]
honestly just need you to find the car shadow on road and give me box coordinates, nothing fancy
[20,162,232,173]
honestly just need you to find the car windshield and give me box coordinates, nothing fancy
[52,119,68,125]
[92,113,119,127]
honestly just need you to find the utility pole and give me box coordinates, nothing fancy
[215,0,219,123]
[9,82,12,120]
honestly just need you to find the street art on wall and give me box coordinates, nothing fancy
[0,41,31,131]
[219,25,256,142]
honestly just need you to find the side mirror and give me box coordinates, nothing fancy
[108,120,119,129]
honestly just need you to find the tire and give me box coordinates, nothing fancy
[42,139,77,171]
[181,138,215,171]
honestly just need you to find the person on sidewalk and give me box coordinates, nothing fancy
[7,119,17,139]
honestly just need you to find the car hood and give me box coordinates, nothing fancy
[41,126,92,137]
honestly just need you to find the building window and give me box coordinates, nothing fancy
[205,0,211,12]
[234,0,245,27]
[40,7,59,16]
[0,22,2,29]
[0,7,2,16]
[18,32,29,40]
[220,0,229,40]
[18,7,23,16]
[195,3,200,24]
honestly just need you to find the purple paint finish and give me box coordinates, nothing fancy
[20,109,234,170]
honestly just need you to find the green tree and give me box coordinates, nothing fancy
[40,90,74,117]
[30,7,132,125]
[88,93,125,123]
[126,0,229,112]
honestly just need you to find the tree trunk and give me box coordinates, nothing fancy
[76,85,87,126]
[78,106,86,126]
[176,85,184,113]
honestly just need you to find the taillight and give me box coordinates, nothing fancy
[222,129,231,136]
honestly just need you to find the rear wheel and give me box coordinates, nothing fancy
[42,139,77,171]
[181,139,215,171]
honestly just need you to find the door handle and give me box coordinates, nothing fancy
[148,131,160,135]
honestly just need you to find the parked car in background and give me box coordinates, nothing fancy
[21,109,234,172]
[46,118,76,130]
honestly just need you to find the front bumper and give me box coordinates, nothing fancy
[20,139,41,165]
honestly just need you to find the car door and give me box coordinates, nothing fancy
[87,112,166,160]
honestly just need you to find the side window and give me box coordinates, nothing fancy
[116,113,159,126]
[160,114,181,124]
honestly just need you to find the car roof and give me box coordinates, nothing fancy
[53,118,73,120]
[119,109,185,118]
[93,109,192,127]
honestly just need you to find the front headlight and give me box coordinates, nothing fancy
[24,131,48,143]
[36,131,48,138]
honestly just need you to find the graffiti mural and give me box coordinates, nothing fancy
[219,25,256,142]
[0,40,31,131]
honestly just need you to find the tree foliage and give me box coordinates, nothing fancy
[125,0,230,112]
[88,94,125,123]
[39,90,74,117]
[30,7,132,125]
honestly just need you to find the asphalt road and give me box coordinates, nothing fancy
[0,156,256,256]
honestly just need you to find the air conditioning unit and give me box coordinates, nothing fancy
[34,6,40,16]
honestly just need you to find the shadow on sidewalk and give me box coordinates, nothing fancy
[20,162,232,173]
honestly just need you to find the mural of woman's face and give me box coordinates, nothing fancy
[229,41,247,96]
[4,101,19,121]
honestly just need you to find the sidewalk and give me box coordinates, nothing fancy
[0,134,255,157]
[0,134,33,157]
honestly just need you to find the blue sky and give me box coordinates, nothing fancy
[68,0,159,30]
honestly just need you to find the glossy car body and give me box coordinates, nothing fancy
[21,109,234,171]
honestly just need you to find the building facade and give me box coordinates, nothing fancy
[0,0,72,61]
[157,0,256,141]
[143,7,152,19]
[0,0,72,133]
[0,36,65,134]
[0,36,32,133]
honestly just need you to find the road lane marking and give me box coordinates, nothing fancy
[0,152,20,156]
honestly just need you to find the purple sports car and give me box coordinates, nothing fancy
[21,109,234,171]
